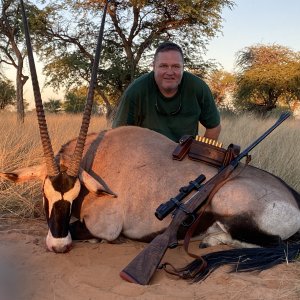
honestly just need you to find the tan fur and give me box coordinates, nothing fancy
[1,126,300,247]
[59,126,300,243]
[0,164,46,182]
[79,169,114,195]
[44,178,63,217]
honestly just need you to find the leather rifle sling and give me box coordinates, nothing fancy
[183,158,251,264]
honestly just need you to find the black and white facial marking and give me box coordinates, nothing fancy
[43,172,81,253]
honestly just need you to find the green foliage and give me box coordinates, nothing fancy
[0,78,16,109]
[63,87,100,114]
[0,0,45,121]
[44,99,62,113]
[0,1,45,64]
[207,69,236,105]
[235,44,300,114]
[64,92,85,113]
[35,0,235,114]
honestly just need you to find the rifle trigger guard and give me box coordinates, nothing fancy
[181,213,196,227]
[246,154,251,164]
[171,203,195,226]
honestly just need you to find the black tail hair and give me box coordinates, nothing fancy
[177,242,300,282]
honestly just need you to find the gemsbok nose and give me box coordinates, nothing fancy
[46,230,72,253]
[0,0,299,287]
[17,0,108,253]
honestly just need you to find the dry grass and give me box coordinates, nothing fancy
[0,111,299,218]
[0,112,109,217]
[218,113,300,191]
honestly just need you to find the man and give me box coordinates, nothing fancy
[112,41,221,142]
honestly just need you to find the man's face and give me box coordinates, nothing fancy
[153,50,184,97]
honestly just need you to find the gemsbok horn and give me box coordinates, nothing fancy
[0,0,299,284]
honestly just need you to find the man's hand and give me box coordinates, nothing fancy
[204,124,221,141]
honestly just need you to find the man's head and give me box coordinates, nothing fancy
[153,42,184,97]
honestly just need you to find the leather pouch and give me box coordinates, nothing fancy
[172,135,194,160]
[188,137,240,168]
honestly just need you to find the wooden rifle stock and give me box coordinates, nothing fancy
[120,165,235,285]
[120,112,290,285]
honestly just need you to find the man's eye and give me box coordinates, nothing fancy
[158,64,182,71]
[159,65,168,69]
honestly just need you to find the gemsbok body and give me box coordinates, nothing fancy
[2,125,300,251]
[0,0,299,279]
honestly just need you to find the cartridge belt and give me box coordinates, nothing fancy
[172,135,240,168]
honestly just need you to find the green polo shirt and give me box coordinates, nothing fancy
[112,71,220,142]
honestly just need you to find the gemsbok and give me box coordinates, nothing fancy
[0,0,299,281]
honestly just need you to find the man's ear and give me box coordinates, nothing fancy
[79,168,117,197]
[152,60,155,70]
[0,165,46,183]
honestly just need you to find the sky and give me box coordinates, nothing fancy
[5,0,300,108]
[204,0,300,72]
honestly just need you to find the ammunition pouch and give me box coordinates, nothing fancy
[172,136,240,168]
[172,135,194,161]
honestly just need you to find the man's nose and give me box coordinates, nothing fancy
[165,66,176,73]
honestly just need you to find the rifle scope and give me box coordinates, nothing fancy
[155,174,206,220]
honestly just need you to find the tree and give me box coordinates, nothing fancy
[0,0,44,122]
[0,77,15,109]
[235,44,300,114]
[63,87,101,114]
[35,0,235,117]
[44,98,62,113]
[207,69,236,106]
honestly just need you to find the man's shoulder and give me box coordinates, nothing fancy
[182,71,211,91]
[123,72,152,99]
[183,71,206,84]
[128,72,153,90]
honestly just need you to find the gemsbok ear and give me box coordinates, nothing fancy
[79,169,117,197]
[0,165,46,183]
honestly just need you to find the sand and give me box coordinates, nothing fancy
[0,218,299,300]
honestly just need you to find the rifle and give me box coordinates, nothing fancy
[155,173,206,221]
[120,112,290,285]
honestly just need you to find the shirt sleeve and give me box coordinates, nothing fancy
[112,92,130,128]
[198,81,220,129]
[112,86,140,128]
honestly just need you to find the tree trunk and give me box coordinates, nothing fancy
[15,60,28,123]
[16,67,25,123]
[266,89,278,111]
[95,86,113,119]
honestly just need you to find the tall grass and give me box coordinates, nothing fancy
[218,113,300,190]
[0,111,299,218]
[0,112,109,217]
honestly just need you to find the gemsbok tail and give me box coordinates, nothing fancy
[172,241,300,282]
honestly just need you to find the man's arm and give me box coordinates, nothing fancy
[112,83,143,128]
[196,78,221,141]
[112,95,129,128]
[204,124,221,140]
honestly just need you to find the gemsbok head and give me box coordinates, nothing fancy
[1,1,300,284]
[15,0,108,252]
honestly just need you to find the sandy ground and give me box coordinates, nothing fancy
[0,218,300,300]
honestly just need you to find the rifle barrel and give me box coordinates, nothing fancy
[234,112,290,163]
[120,111,291,285]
